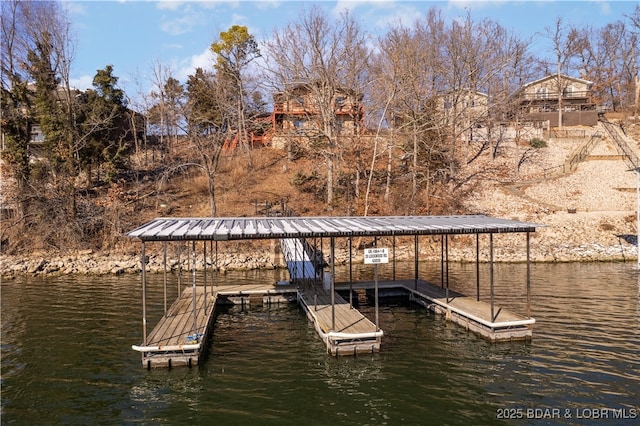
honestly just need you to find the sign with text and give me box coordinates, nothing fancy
[364,247,389,264]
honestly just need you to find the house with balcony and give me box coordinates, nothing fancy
[269,84,364,149]
[515,74,598,127]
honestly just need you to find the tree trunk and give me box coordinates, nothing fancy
[384,141,392,204]
[326,153,334,208]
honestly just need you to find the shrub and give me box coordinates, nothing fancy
[529,138,548,149]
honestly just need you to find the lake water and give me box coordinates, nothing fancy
[1,262,639,425]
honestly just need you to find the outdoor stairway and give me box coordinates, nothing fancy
[600,119,640,170]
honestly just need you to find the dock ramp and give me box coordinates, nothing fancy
[279,238,319,281]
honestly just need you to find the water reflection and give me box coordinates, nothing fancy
[1,262,639,425]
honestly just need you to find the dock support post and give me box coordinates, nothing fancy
[490,233,495,322]
[163,241,168,317]
[192,241,197,334]
[476,233,480,302]
[331,237,335,331]
[203,241,207,313]
[440,236,444,289]
[210,241,214,306]
[320,238,324,280]
[414,235,419,290]
[526,232,531,317]
[446,235,450,302]
[177,243,182,294]
[141,241,147,346]
[349,236,353,309]
[374,263,379,331]
[392,235,396,281]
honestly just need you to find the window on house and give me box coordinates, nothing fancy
[563,85,574,97]
[536,87,548,99]
[294,119,306,129]
[30,126,45,143]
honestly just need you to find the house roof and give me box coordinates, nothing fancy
[273,83,364,101]
[522,73,593,89]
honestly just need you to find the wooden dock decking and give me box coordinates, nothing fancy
[134,278,532,368]
[297,283,383,355]
[336,279,534,342]
[132,287,217,368]
[213,281,381,355]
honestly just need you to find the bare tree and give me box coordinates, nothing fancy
[180,68,229,216]
[543,18,586,127]
[148,62,183,158]
[626,5,640,115]
[1,1,76,211]
[262,6,369,209]
[1,0,33,209]
[370,10,448,213]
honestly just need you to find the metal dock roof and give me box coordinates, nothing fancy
[126,215,541,242]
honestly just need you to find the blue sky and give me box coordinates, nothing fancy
[64,0,638,102]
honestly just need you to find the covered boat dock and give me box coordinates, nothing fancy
[127,215,541,368]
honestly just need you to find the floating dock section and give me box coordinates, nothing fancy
[336,280,534,342]
[132,286,215,368]
[297,284,382,355]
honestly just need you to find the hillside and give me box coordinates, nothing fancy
[135,117,639,263]
[465,117,639,262]
[1,116,639,272]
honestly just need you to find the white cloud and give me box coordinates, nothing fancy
[255,1,282,11]
[70,74,94,91]
[162,43,184,50]
[64,1,87,16]
[158,3,209,36]
[156,1,185,11]
[230,13,249,25]
[174,47,215,82]
[591,0,612,16]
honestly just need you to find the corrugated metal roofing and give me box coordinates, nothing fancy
[127,215,541,242]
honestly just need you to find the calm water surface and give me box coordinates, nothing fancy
[1,262,639,425]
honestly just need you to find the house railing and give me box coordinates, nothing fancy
[520,90,592,101]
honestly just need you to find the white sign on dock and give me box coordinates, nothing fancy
[364,247,389,264]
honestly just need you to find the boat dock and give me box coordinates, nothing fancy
[127,215,542,368]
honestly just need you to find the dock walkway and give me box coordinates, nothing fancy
[336,279,534,341]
